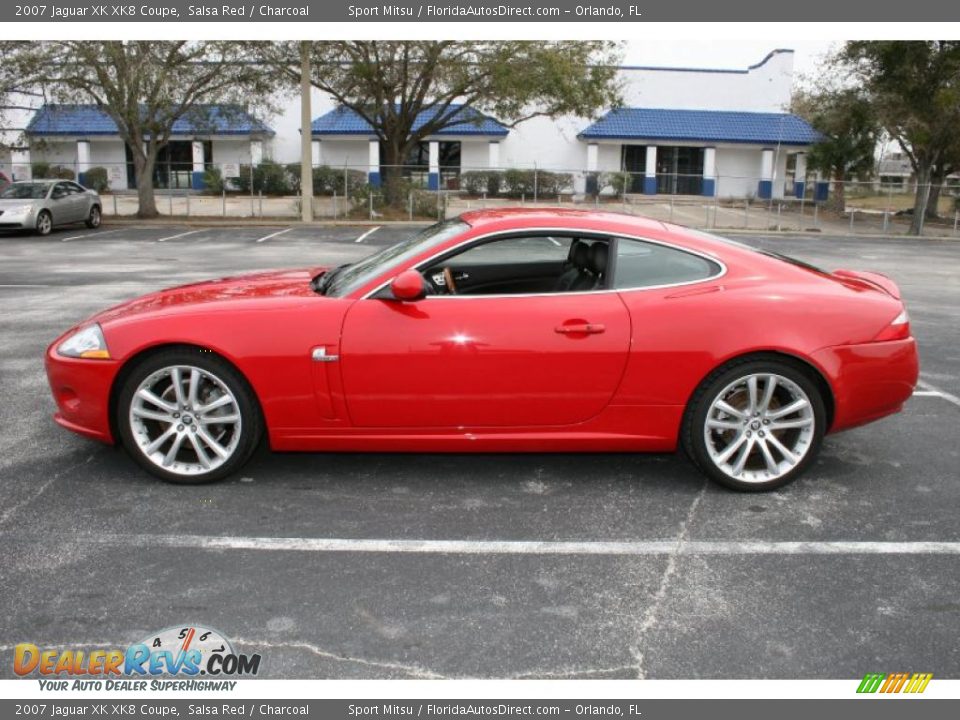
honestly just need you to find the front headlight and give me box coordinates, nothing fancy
[5,204,33,216]
[57,324,111,359]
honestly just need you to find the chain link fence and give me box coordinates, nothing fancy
[21,159,960,236]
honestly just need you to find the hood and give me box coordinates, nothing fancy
[0,198,42,209]
[93,266,329,324]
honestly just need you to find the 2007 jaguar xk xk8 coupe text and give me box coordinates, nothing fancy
[45,209,919,491]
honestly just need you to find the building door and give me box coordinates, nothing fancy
[656,146,704,195]
[621,146,646,193]
[124,141,212,190]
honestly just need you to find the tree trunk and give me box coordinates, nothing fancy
[133,149,160,219]
[925,167,945,221]
[380,140,407,208]
[827,173,845,214]
[909,163,932,236]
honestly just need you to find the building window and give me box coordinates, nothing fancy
[381,141,461,188]
[656,147,704,195]
[124,140,212,190]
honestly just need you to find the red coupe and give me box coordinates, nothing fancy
[45,209,918,491]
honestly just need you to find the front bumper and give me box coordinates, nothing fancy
[44,342,119,443]
[0,210,35,229]
[812,337,919,432]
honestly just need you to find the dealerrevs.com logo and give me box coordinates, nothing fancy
[14,625,261,690]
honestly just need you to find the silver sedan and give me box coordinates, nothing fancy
[0,180,102,236]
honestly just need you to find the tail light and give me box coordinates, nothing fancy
[872,308,911,342]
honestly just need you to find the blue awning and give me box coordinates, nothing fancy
[579,108,820,146]
[312,104,509,138]
[27,104,274,137]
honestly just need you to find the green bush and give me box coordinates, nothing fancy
[31,161,51,179]
[285,163,302,195]
[311,165,367,196]
[50,166,76,180]
[83,167,109,193]
[460,170,504,196]
[235,160,292,196]
[202,166,225,194]
[33,163,76,180]
[500,169,572,198]
[599,171,633,198]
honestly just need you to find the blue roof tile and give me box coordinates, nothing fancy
[312,104,509,137]
[578,108,820,146]
[26,104,273,137]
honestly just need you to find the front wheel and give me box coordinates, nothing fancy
[682,358,826,491]
[35,210,52,236]
[117,349,263,484]
[85,205,101,229]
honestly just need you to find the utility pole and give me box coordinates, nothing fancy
[299,41,314,222]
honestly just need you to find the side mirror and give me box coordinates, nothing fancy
[389,270,427,301]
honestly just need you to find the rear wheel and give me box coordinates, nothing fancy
[117,349,262,484]
[35,210,52,236]
[682,358,826,491]
[85,205,101,229]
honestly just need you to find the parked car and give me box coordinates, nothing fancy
[44,208,918,491]
[0,171,10,193]
[0,179,101,235]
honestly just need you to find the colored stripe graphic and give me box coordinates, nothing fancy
[857,672,932,693]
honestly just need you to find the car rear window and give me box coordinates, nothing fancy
[614,237,722,289]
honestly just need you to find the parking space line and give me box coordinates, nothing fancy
[60,228,127,242]
[156,230,204,243]
[916,379,960,408]
[0,284,51,288]
[92,534,960,556]
[355,226,381,243]
[255,227,293,243]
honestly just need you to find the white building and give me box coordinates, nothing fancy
[12,48,823,200]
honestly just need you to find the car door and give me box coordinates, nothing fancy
[48,182,78,224]
[339,235,632,429]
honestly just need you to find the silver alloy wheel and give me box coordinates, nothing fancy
[89,207,101,227]
[129,364,242,477]
[37,212,52,235]
[703,372,815,484]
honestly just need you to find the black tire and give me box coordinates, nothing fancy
[116,348,263,484]
[35,210,52,236]
[681,356,827,492]
[85,205,101,229]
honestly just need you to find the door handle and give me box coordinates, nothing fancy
[555,323,606,334]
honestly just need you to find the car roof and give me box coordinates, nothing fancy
[12,179,59,185]
[458,207,668,235]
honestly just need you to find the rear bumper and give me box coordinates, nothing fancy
[44,343,119,444]
[812,338,919,432]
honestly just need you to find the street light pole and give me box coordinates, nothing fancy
[300,41,314,222]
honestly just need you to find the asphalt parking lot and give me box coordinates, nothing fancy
[0,220,958,679]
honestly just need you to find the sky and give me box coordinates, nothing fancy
[619,40,837,87]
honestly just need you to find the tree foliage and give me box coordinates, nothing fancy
[837,41,960,234]
[9,41,274,217]
[792,86,880,211]
[256,41,623,204]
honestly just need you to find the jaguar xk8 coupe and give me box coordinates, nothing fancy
[45,209,918,490]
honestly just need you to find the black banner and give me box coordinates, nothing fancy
[3,0,960,22]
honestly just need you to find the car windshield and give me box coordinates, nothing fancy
[320,219,469,297]
[0,183,49,200]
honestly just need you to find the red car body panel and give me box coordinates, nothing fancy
[44,209,919,454]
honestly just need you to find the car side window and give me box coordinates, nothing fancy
[67,182,85,194]
[447,236,574,265]
[614,238,721,289]
[51,183,68,199]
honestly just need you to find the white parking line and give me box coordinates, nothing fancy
[354,226,381,243]
[60,228,128,242]
[0,284,52,288]
[95,534,960,556]
[916,379,960,409]
[255,227,293,243]
[156,229,204,243]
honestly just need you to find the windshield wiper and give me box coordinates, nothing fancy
[315,263,351,295]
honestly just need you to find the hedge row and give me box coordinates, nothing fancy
[460,169,575,198]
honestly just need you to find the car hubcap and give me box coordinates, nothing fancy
[39,215,50,233]
[91,209,100,226]
[129,365,242,476]
[703,372,815,483]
